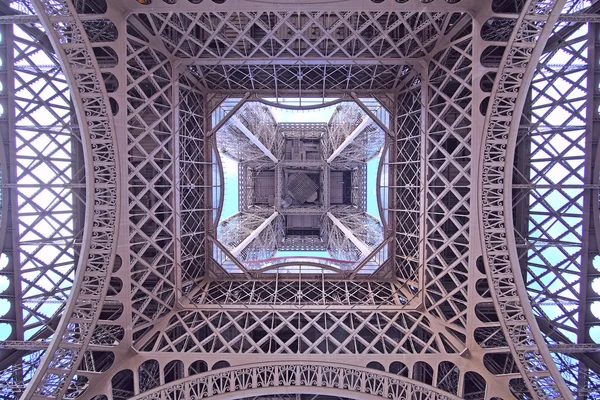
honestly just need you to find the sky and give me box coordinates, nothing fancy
[0,26,76,341]
[216,99,385,266]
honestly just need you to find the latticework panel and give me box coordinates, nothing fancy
[321,215,361,262]
[522,18,588,343]
[11,24,81,339]
[332,212,383,249]
[191,64,410,95]
[3,0,585,398]
[0,350,45,398]
[217,122,276,170]
[112,362,473,400]
[236,103,281,158]
[424,21,473,332]
[218,212,282,262]
[350,164,366,211]
[480,0,574,397]
[138,310,459,355]
[394,77,422,290]
[178,73,207,288]
[190,279,403,306]
[131,12,454,63]
[324,104,363,160]
[0,20,83,397]
[514,1,600,395]
[13,0,120,396]
[127,32,176,331]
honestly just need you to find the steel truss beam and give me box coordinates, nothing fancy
[509,3,600,396]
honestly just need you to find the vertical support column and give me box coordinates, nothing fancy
[467,9,494,397]
[579,19,600,399]
[418,65,428,306]
[0,24,24,390]
[111,12,133,347]
[327,117,370,164]
[387,98,397,261]
[231,116,278,163]
[172,64,182,295]
[204,95,213,275]
[0,22,21,343]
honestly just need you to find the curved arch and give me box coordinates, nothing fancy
[22,0,119,397]
[254,96,347,111]
[376,144,390,230]
[478,0,571,398]
[248,259,353,274]
[211,141,225,229]
[129,362,461,400]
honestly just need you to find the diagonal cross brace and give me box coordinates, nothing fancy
[231,116,278,163]
[231,211,279,257]
[326,212,371,257]
[327,117,371,163]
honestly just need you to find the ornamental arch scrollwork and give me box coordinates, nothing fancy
[479,0,573,398]
[127,362,461,400]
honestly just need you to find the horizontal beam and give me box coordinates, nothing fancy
[0,13,105,24]
[0,184,85,189]
[513,184,600,189]
[0,340,50,351]
[558,13,600,23]
[548,344,600,353]
[0,14,39,24]
[185,58,419,66]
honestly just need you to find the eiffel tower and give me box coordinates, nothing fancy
[0,0,599,399]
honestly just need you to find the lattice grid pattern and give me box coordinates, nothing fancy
[127,32,176,331]
[178,73,207,288]
[0,0,588,399]
[0,20,83,397]
[139,310,460,355]
[191,280,402,306]
[128,363,462,400]
[12,24,80,339]
[132,12,455,63]
[424,23,472,332]
[515,6,600,396]
[394,78,422,292]
[524,22,587,342]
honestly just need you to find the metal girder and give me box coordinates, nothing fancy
[0,14,37,23]
[230,211,279,257]
[510,5,600,396]
[326,212,371,257]
[549,344,600,354]
[558,13,600,22]
[0,341,50,351]
[326,118,371,164]
[480,0,576,397]
[230,116,278,163]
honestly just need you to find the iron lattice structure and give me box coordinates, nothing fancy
[0,0,598,400]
